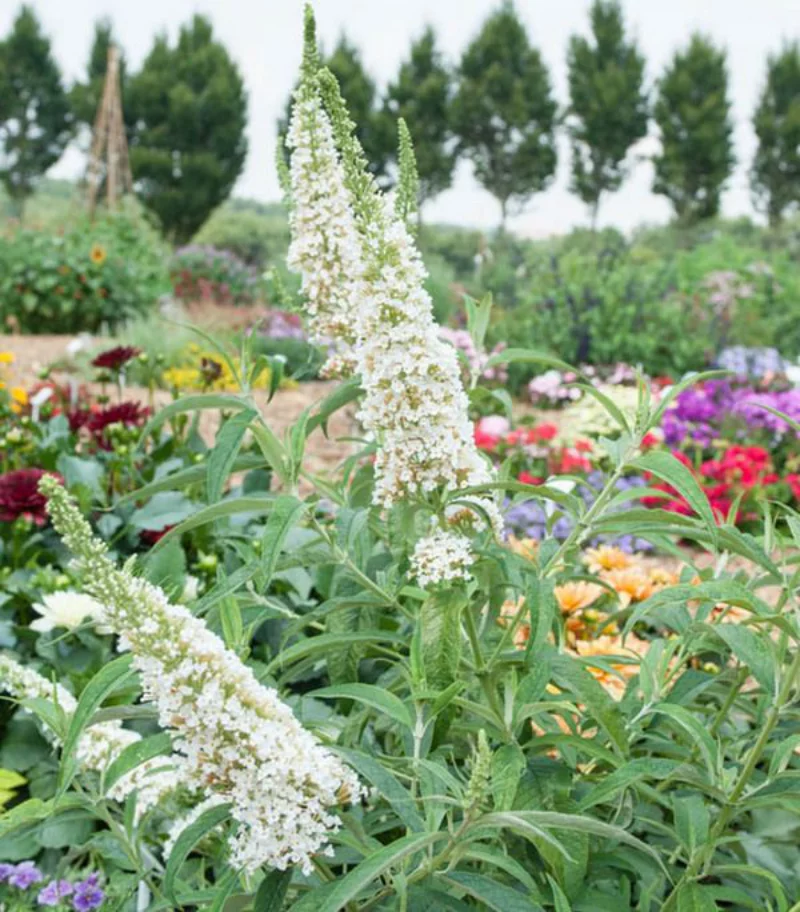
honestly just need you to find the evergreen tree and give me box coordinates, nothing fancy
[0,6,71,216]
[278,35,388,181]
[451,2,557,231]
[70,19,129,131]
[127,15,247,242]
[566,0,648,228]
[652,34,735,223]
[381,26,456,215]
[751,43,800,227]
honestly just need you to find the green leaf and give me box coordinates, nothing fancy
[207,409,258,504]
[485,348,574,373]
[632,450,717,539]
[129,491,196,531]
[138,394,247,447]
[116,454,267,506]
[491,744,526,811]
[673,795,710,856]
[315,832,444,912]
[475,811,664,871]
[441,872,543,912]
[579,759,680,810]
[194,564,260,616]
[164,802,232,902]
[59,655,135,795]
[576,384,631,434]
[651,703,719,780]
[676,884,719,911]
[149,495,275,551]
[336,748,424,832]
[254,869,293,912]
[265,631,403,674]
[306,376,363,438]
[103,733,173,792]
[310,684,411,729]
[421,590,466,693]
[261,496,306,585]
[550,652,629,755]
[712,623,776,694]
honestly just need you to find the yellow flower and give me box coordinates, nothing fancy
[554,581,604,616]
[583,545,634,573]
[89,243,107,265]
[10,386,27,413]
[0,352,14,365]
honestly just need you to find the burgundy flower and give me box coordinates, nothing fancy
[0,469,61,525]
[140,525,174,545]
[91,346,141,372]
[86,402,149,449]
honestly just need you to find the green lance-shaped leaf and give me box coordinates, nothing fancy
[58,654,135,796]
[422,590,467,692]
[254,869,293,912]
[207,409,258,505]
[103,732,173,792]
[164,802,232,902]
[311,684,412,729]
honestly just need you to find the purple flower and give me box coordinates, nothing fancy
[0,862,16,882]
[8,861,44,889]
[72,874,104,911]
[38,879,74,906]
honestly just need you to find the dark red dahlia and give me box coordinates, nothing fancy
[91,346,142,372]
[0,469,61,525]
[87,402,149,449]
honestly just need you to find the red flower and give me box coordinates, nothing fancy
[574,438,593,453]
[518,471,543,486]
[474,429,501,451]
[91,346,142,372]
[87,402,149,449]
[641,432,660,449]
[557,449,592,474]
[786,474,800,500]
[0,469,61,525]
[535,423,558,441]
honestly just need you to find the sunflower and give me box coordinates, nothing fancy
[89,243,107,266]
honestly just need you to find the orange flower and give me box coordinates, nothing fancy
[648,566,680,589]
[600,567,654,607]
[507,536,538,562]
[571,635,650,700]
[498,597,529,648]
[583,545,634,573]
[554,581,604,616]
[9,387,27,413]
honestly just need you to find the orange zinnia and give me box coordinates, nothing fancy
[600,567,654,607]
[554,581,604,615]
[583,545,634,573]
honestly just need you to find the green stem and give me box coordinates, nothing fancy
[463,604,506,730]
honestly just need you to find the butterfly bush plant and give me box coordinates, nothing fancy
[3,9,800,910]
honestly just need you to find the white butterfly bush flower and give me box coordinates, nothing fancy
[42,479,361,875]
[301,70,504,587]
[286,69,362,378]
[0,653,178,817]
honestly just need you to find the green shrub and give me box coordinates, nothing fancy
[194,200,290,267]
[0,205,169,334]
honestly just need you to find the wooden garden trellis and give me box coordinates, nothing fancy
[86,45,133,216]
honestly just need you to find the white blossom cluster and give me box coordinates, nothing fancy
[286,92,362,379]
[410,527,475,589]
[0,653,177,816]
[43,480,362,875]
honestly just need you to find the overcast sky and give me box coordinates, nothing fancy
[2,0,799,236]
